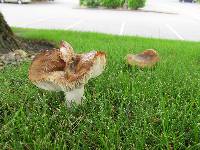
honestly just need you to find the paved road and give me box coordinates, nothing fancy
[1,0,200,41]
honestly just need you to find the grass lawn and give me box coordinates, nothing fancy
[1,28,200,149]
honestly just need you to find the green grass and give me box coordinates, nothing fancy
[1,28,200,149]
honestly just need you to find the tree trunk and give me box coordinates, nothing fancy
[0,12,20,53]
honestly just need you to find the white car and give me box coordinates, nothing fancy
[0,0,31,4]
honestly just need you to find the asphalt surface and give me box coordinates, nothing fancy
[1,0,200,41]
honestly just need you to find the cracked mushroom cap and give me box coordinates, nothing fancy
[29,41,74,91]
[65,51,106,87]
[126,49,159,68]
[29,41,106,92]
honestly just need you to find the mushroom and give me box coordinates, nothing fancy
[29,41,106,107]
[126,49,159,68]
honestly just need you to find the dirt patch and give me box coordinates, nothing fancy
[0,37,56,54]
[20,38,56,52]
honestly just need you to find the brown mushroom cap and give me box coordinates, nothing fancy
[28,49,66,83]
[126,49,159,68]
[59,40,74,64]
[46,51,106,91]
[29,42,106,92]
[29,41,73,83]
[66,51,106,84]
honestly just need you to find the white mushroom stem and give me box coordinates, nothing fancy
[65,86,85,107]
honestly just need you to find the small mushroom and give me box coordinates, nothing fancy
[126,49,159,68]
[29,41,106,107]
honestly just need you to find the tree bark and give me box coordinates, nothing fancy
[0,12,20,53]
